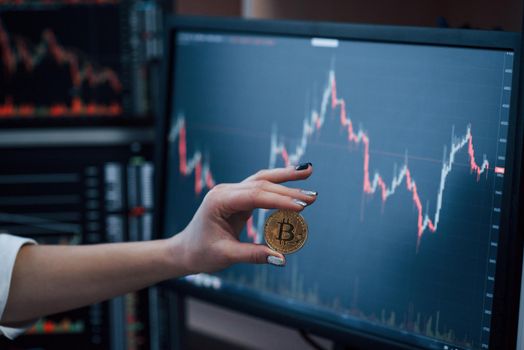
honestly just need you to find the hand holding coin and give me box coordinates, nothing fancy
[178,163,316,272]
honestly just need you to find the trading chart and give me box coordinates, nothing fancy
[0,0,162,121]
[165,32,513,350]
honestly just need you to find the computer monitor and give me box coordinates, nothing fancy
[0,0,164,126]
[156,17,524,350]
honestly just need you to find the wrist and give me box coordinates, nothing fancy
[164,233,194,277]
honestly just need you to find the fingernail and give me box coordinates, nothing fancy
[267,255,285,266]
[300,190,318,196]
[295,162,312,171]
[293,199,308,207]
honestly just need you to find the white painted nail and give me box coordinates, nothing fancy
[300,190,318,196]
[293,199,308,207]
[267,255,285,266]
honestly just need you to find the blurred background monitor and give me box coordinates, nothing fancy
[0,0,164,126]
[157,17,524,350]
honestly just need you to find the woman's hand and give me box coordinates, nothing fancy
[173,163,317,274]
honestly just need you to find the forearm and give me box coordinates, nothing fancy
[1,236,186,324]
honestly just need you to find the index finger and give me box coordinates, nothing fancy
[221,187,308,214]
[244,163,313,184]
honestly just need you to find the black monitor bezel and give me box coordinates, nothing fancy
[155,16,524,350]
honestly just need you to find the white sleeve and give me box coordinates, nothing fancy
[0,234,36,339]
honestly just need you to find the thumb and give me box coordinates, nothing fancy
[222,240,286,266]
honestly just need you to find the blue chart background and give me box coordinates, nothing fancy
[164,31,512,349]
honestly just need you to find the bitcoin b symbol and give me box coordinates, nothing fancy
[277,219,295,245]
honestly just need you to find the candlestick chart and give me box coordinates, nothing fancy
[0,1,162,121]
[168,67,491,250]
[165,32,513,349]
[0,6,122,118]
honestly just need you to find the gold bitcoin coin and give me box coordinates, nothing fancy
[264,210,308,255]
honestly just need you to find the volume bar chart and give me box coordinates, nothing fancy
[166,31,513,350]
[26,318,86,335]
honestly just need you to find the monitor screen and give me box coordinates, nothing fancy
[161,21,520,350]
[0,0,163,124]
